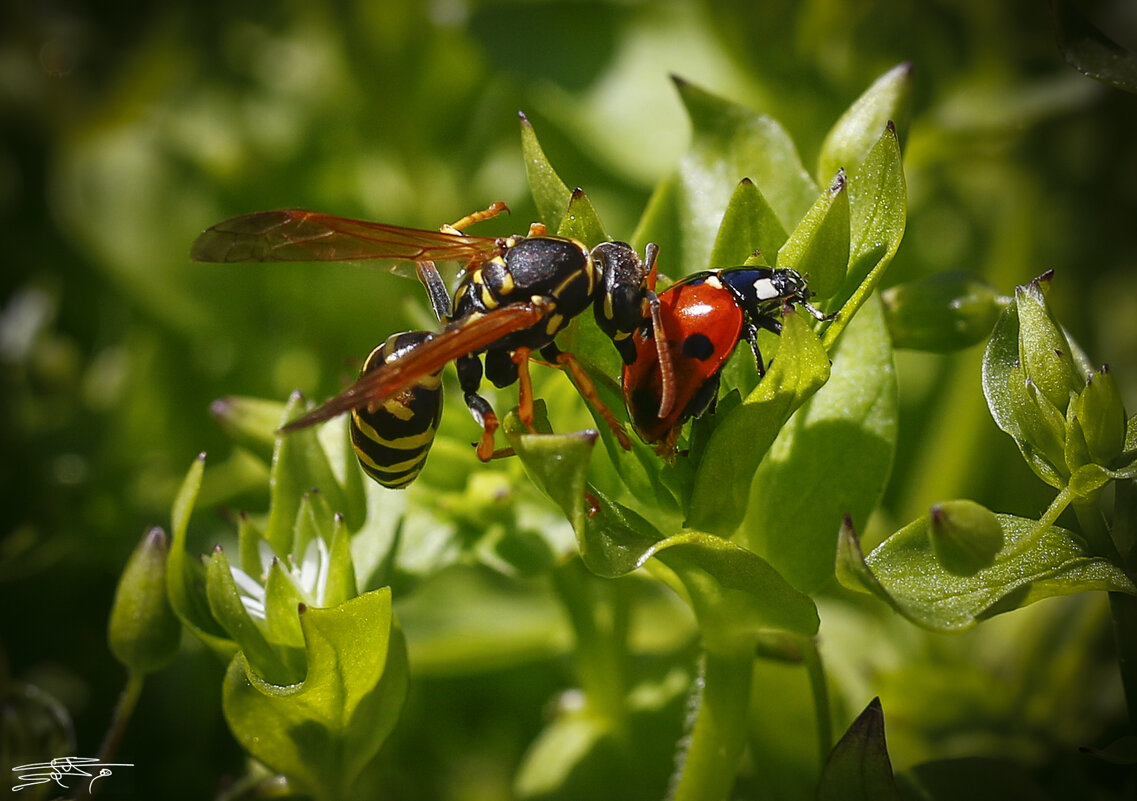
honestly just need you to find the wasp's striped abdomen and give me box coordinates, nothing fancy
[350,331,444,489]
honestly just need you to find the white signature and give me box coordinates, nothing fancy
[11,757,133,793]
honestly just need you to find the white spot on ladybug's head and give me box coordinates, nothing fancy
[752,278,779,300]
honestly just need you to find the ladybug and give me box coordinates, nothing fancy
[621,267,830,449]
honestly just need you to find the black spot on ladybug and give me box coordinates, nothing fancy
[682,333,715,361]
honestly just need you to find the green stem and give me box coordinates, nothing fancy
[1073,498,1137,731]
[669,643,754,801]
[552,560,630,725]
[76,672,145,801]
[799,636,833,769]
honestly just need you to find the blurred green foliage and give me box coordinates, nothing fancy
[3,0,1137,798]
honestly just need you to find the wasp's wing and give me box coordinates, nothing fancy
[190,210,504,264]
[279,303,547,432]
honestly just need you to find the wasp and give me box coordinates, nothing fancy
[621,267,831,450]
[191,202,674,485]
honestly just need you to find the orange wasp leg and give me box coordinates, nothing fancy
[511,347,537,432]
[442,201,510,235]
[554,352,633,450]
[475,412,501,462]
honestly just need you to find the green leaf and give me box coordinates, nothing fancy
[556,187,609,244]
[1015,278,1082,413]
[776,169,850,302]
[324,514,358,607]
[675,77,817,274]
[687,309,831,536]
[981,298,1025,438]
[837,511,1136,632]
[1053,0,1137,94]
[520,111,572,231]
[707,178,788,269]
[505,421,597,543]
[513,443,817,643]
[825,123,906,350]
[631,173,681,261]
[1071,365,1128,465]
[263,559,306,651]
[741,293,896,593]
[222,589,408,801]
[577,489,667,578]
[266,394,350,555]
[206,547,298,685]
[166,453,236,659]
[648,531,819,648]
[982,281,1079,487]
[209,395,285,462]
[816,698,900,801]
[817,62,913,186]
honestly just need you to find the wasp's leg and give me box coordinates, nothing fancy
[506,347,542,432]
[456,353,500,461]
[414,261,453,322]
[441,201,509,235]
[542,344,633,450]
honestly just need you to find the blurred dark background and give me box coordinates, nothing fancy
[3,0,1136,797]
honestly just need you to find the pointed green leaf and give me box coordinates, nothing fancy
[222,589,408,801]
[576,488,666,577]
[818,62,913,186]
[1053,0,1137,94]
[817,698,900,801]
[266,394,349,555]
[687,310,831,536]
[708,178,787,269]
[520,111,572,231]
[1015,278,1082,413]
[166,453,236,659]
[776,169,850,302]
[825,124,906,350]
[324,514,358,607]
[206,548,296,684]
[505,420,598,543]
[210,396,285,462]
[675,77,817,273]
[631,173,681,261]
[555,187,608,245]
[262,558,306,651]
[742,293,896,593]
[838,511,1136,632]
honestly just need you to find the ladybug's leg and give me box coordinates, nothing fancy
[456,353,499,462]
[542,344,633,450]
[441,201,509,235]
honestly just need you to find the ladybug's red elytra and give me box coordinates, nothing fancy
[622,267,830,450]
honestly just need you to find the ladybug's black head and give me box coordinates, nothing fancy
[721,267,831,321]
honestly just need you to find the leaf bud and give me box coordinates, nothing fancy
[1015,276,1082,413]
[1070,365,1128,465]
[927,500,1004,575]
[108,527,182,674]
[882,271,1002,351]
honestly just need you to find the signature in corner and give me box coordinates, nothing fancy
[11,757,133,794]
